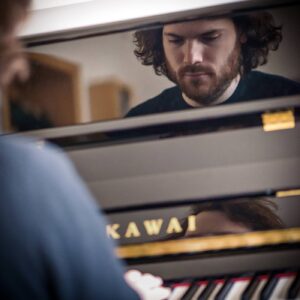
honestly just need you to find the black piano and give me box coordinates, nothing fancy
[13,0,300,298]
[22,95,300,299]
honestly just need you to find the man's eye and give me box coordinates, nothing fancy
[202,34,221,42]
[168,39,183,45]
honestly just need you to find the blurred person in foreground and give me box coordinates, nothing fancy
[0,1,170,299]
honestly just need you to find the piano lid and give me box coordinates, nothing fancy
[21,0,299,44]
[15,96,300,210]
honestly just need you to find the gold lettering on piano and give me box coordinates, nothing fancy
[107,224,121,239]
[106,215,197,240]
[144,219,163,235]
[125,222,141,238]
[166,217,183,234]
[187,215,196,232]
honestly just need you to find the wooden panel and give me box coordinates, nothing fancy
[2,52,81,131]
[89,79,132,121]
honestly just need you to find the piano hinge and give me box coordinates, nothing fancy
[116,228,300,259]
[276,189,300,198]
[262,109,295,132]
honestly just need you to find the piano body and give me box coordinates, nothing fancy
[30,96,300,299]
[15,0,300,298]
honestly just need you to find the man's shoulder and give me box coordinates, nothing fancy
[244,71,300,95]
[248,71,299,83]
[0,136,68,173]
[229,71,300,104]
[0,136,98,242]
[125,85,182,117]
[0,136,79,206]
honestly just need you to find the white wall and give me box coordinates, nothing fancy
[29,31,173,121]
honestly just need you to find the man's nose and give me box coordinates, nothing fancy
[183,40,204,64]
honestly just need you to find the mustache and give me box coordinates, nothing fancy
[178,64,214,77]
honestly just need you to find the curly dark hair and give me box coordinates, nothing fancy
[163,197,285,240]
[188,197,285,232]
[133,11,282,77]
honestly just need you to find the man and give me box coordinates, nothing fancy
[0,1,170,299]
[126,12,300,117]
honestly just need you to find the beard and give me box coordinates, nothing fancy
[165,42,241,106]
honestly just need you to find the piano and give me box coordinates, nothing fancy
[21,95,300,299]
[14,0,300,298]
[74,96,300,299]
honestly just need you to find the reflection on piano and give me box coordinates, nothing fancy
[112,194,300,299]
[27,97,300,299]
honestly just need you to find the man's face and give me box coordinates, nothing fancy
[162,18,241,105]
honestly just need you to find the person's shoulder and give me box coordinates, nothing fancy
[0,135,68,165]
[0,135,99,224]
[0,135,61,153]
[248,70,299,83]
[247,71,300,93]
[125,85,180,117]
[0,136,78,237]
[0,135,74,184]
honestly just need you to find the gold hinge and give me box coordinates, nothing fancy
[276,189,300,198]
[116,228,300,259]
[262,109,295,132]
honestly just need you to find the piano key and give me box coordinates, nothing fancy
[197,281,217,300]
[190,283,207,300]
[241,276,260,300]
[260,274,279,299]
[169,272,300,300]
[224,278,250,300]
[288,273,300,299]
[181,282,201,300]
[249,276,268,300]
[169,284,190,300]
[215,279,234,300]
[207,281,224,300]
[269,273,296,299]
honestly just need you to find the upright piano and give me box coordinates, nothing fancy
[22,95,300,299]
[16,0,300,298]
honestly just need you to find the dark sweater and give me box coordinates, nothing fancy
[126,71,300,117]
